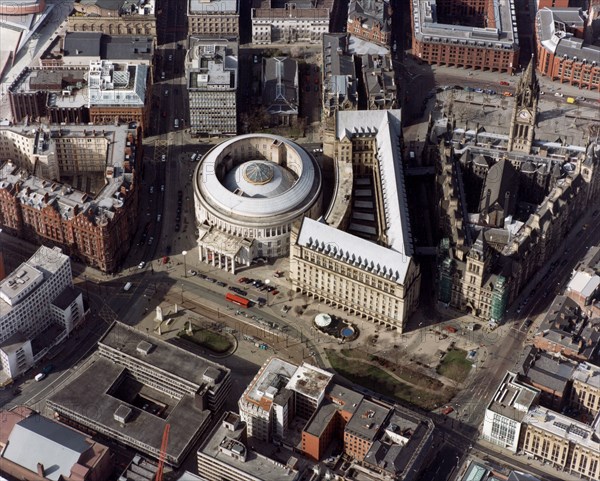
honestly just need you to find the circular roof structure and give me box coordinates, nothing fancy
[224,160,296,198]
[315,313,332,328]
[194,134,322,221]
[243,161,274,185]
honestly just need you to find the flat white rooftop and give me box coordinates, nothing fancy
[524,406,600,452]
[285,363,332,401]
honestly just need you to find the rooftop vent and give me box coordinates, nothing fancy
[136,340,153,355]
[114,405,132,424]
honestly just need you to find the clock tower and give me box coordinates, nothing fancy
[507,57,539,153]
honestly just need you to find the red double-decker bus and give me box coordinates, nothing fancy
[225,292,251,308]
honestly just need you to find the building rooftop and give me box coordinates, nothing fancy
[47,357,211,465]
[298,217,412,284]
[536,7,600,61]
[345,398,391,441]
[412,0,518,47]
[535,296,600,359]
[0,264,44,307]
[285,363,333,401]
[0,332,29,354]
[63,32,102,58]
[572,362,600,390]
[3,412,98,481]
[523,405,600,451]
[323,33,357,111]
[99,321,230,390]
[336,109,412,256]
[348,0,391,34]
[189,0,238,14]
[303,401,339,437]
[0,246,68,317]
[262,57,298,117]
[76,0,156,15]
[87,60,148,107]
[241,357,298,412]
[199,412,299,481]
[186,38,238,93]
[517,347,576,394]
[567,271,600,299]
[486,371,539,421]
[363,410,430,476]
[327,382,365,414]
[0,124,137,225]
[51,285,80,311]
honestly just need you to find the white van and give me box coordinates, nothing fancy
[123,282,132,292]
[35,373,45,382]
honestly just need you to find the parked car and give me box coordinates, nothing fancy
[499,80,510,86]
[442,406,454,415]
[189,270,197,276]
[138,261,146,269]
[217,281,227,287]
[554,92,564,97]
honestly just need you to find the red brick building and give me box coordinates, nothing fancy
[535,7,600,90]
[0,127,141,273]
[410,0,519,73]
[347,0,392,47]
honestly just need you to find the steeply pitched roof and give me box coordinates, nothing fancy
[3,413,90,480]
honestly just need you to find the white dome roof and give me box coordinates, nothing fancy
[223,160,296,198]
[315,313,332,327]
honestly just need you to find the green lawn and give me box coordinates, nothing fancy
[178,328,232,354]
[327,349,454,411]
[437,348,473,383]
[339,348,444,390]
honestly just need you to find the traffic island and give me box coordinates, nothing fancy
[177,325,234,355]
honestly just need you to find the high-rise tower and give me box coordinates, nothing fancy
[508,58,539,153]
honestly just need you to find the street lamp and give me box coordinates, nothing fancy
[264,279,270,306]
[182,250,188,278]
